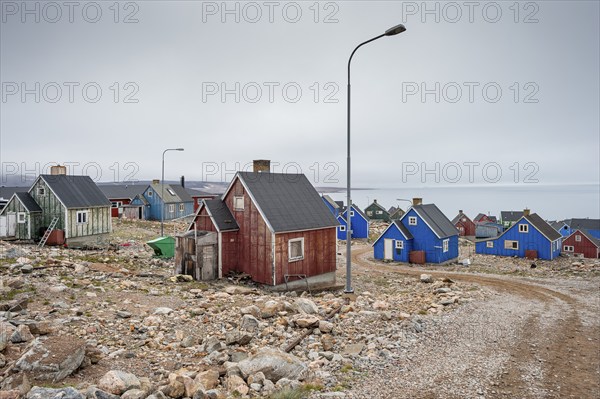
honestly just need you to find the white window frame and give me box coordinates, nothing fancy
[179,203,184,212]
[233,196,244,211]
[111,201,123,208]
[169,204,175,213]
[443,239,449,253]
[518,224,529,233]
[408,216,417,225]
[395,240,403,249]
[350,210,355,217]
[575,235,581,242]
[17,212,26,224]
[564,245,574,252]
[486,241,494,248]
[37,187,45,196]
[288,238,304,262]
[339,225,346,232]
[76,210,88,224]
[366,211,373,216]
[376,210,383,215]
[504,240,519,250]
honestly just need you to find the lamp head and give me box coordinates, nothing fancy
[385,24,406,36]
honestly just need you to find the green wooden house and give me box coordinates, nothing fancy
[0,174,112,246]
[365,199,391,222]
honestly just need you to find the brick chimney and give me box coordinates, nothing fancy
[253,160,270,173]
[413,197,422,206]
[523,208,531,216]
[152,179,160,184]
[50,165,67,175]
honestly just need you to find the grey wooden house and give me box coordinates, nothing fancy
[0,174,112,246]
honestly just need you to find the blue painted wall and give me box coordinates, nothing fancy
[373,224,413,262]
[476,218,561,260]
[142,186,194,221]
[338,206,369,239]
[399,208,459,263]
[130,197,151,220]
[322,197,339,217]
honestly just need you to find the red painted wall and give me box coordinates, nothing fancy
[109,198,131,217]
[563,231,599,258]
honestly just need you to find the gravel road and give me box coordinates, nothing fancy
[343,246,600,399]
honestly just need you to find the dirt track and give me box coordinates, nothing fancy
[348,246,600,399]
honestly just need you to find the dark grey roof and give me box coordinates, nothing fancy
[412,204,458,238]
[203,199,239,232]
[365,201,389,214]
[388,206,398,214]
[0,186,28,200]
[150,183,193,204]
[40,175,111,208]
[15,192,42,212]
[335,201,344,210]
[524,213,562,241]
[501,211,524,222]
[186,188,215,197]
[550,221,566,231]
[393,220,414,239]
[566,218,600,231]
[98,184,148,200]
[236,172,339,233]
[574,229,600,248]
[451,211,472,225]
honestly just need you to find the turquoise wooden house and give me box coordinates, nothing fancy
[143,181,194,221]
[476,211,562,260]
[373,200,458,264]
[337,205,369,240]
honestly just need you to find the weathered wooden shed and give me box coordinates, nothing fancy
[0,192,43,240]
[174,230,219,280]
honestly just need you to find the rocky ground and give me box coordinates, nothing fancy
[1,219,599,399]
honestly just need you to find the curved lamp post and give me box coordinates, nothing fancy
[161,148,184,237]
[345,24,406,294]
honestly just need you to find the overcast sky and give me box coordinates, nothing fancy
[1,1,599,193]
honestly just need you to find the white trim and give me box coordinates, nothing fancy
[486,241,494,248]
[371,222,412,247]
[564,245,574,252]
[339,225,346,232]
[504,240,519,250]
[218,231,223,279]
[76,210,89,224]
[17,212,26,223]
[271,233,276,285]
[575,235,581,242]
[233,195,245,211]
[518,224,529,233]
[443,238,449,252]
[288,237,304,261]
[343,205,368,224]
[395,240,403,249]
[408,216,417,225]
[565,229,599,249]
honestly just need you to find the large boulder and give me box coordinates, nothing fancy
[15,336,86,382]
[98,371,141,395]
[238,349,306,383]
[294,298,319,314]
[27,387,84,399]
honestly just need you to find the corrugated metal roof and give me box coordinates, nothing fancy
[413,204,458,238]
[237,172,339,233]
[204,199,239,232]
[150,183,193,204]
[98,184,148,200]
[39,175,111,208]
[393,220,414,239]
[15,192,42,212]
[524,213,562,241]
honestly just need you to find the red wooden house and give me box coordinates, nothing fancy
[187,188,220,212]
[99,184,148,217]
[188,162,339,287]
[474,213,497,224]
[452,210,476,236]
[562,229,600,258]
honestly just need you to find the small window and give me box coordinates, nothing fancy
[564,245,574,252]
[111,201,122,208]
[376,210,383,215]
[288,238,304,261]
[366,211,373,216]
[233,196,244,211]
[504,240,519,250]
[179,204,184,212]
[519,224,528,233]
[76,211,88,224]
[148,190,153,197]
[37,187,45,196]
[350,210,355,217]
[486,241,494,248]
[395,240,403,249]
[339,225,346,232]
[17,212,26,223]
[408,217,417,225]
[169,204,175,213]
[167,188,176,196]
[575,235,581,242]
[461,217,466,222]
[443,239,449,253]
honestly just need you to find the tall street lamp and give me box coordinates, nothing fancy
[161,148,184,237]
[345,24,406,294]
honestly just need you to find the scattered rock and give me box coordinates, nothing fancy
[98,370,141,395]
[420,274,433,283]
[238,349,307,382]
[15,336,86,382]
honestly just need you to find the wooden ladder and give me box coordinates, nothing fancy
[38,216,59,248]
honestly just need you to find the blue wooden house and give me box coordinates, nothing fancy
[337,204,369,240]
[372,221,414,262]
[322,195,340,217]
[562,218,600,239]
[373,201,458,264]
[142,181,194,221]
[475,211,562,260]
